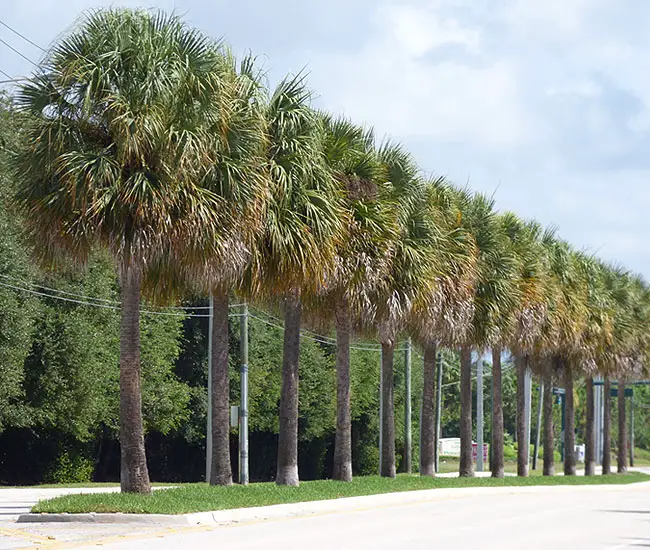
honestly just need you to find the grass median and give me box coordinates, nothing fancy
[31,472,650,515]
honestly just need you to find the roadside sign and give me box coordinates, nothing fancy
[610,388,633,397]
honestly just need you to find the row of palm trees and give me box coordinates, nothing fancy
[12,9,648,494]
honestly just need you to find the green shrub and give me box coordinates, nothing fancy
[46,451,94,484]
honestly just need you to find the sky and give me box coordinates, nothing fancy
[2,0,650,277]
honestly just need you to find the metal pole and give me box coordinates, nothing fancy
[379,346,383,475]
[630,391,634,467]
[524,368,532,467]
[404,338,412,473]
[476,359,484,472]
[532,382,544,470]
[206,293,214,482]
[239,303,249,485]
[560,394,566,462]
[594,377,603,465]
[434,352,443,473]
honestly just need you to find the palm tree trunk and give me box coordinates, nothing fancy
[459,345,474,477]
[602,377,612,475]
[515,352,529,477]
[119,263,151,494]
[333,298,352,482]
[617,379,628,474]
[584,376,596,476]
[563,367,576,476]
[542,364,555,476]
[420,342,437,476]
[276,289,301,486]
[491,347,504,478]
[210,288,232,486]
[380,341,396,478]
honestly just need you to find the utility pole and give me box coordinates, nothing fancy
[434,352,443,473]
[594,377,603,465]
[550,387,566,462]
[404,338,412,473]
[524,367,532,467]
[476,359,484,472]
[379,347,383,475]
[630,391,634,467]
[239,303,249,485]
[532,382,544,470]
[206,294,214,482]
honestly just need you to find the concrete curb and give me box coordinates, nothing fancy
[17,512,191,525]
[17,479,650,525]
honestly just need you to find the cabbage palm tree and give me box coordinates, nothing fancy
[498,215,549,477]
[545,241,589,476]
[370,144,439,478]
[314,115,396,482]
[250,75,346,486]
[200,54,269,486]
[409,181,476,477]
[12,9,232,494]
[454,192,520,477]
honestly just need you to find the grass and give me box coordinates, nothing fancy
[31,472,650,515]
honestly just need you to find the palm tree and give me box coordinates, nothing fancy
[370,145,439,478]
[315,115,396,482]
[499,215,550,478]
[454,193,520,478]
[251,76,346,486]
[409,180,476,477]
[201,54,269,486]
[12,9,231,494]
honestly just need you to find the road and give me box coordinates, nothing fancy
[1,480,650,549]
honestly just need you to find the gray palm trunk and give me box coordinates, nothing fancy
[602,377,612,474]
[542,366,555,476]
[333,299,352,482]
[119,264,151,494]
[617,380,628,474]
[563,368,576,476]
[491,347,505,478]
[210,289,233,486]
[380,342,396,478]
[459,345,474,477]
[276,290,301,486]
[584,377,596,476]
[420,342,437,476]
[515,352,529,477]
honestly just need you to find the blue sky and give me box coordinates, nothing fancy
[2,0,650,277]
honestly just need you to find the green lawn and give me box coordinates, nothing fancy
[31,472,650,515]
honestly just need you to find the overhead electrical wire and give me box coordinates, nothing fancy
[0,18,46,52]
[0,37,39,66]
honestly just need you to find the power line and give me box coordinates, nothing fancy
[0,18,45,52]
[0,273,238,310]
[0,37,39,66]
[0,68,13,80]
[0,278,247,319]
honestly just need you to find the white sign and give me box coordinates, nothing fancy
[230,405,239,428]
[439,437,461,457]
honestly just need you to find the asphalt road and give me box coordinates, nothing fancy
[2,479,650,550]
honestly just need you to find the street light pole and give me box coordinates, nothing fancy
[532,382,544,470]
[206,293,214,482]
[239,303,249,485]
[434,352,443,474]
[404,338,412,473]
[476,359,484,472]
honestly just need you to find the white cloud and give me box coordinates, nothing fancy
[311,2,533,149]
[380,3,480,57]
